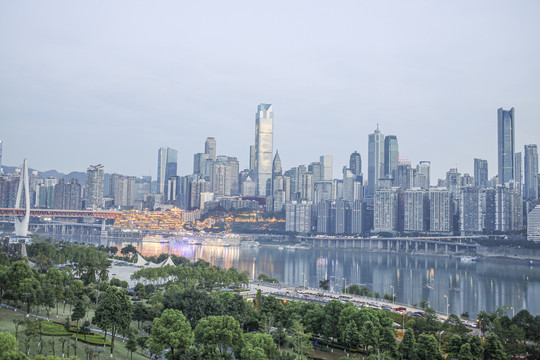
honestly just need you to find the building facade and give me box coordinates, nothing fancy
[497,107,515,185]
[254,103,273,196]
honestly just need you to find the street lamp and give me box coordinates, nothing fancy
[390,285,395,303]
[343,278,347,294]
[443,295,449,317]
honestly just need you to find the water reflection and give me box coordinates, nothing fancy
[63,235,540,317]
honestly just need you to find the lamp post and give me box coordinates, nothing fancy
[390,285,395,303]
[444,295,449,318]
[343,278,347,294]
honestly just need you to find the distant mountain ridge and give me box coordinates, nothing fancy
[1,165,113,187]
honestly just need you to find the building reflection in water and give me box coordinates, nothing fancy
[67,235,540,318]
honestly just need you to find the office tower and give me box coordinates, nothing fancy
[498,107,515,185]
[273,151,282,178]
[205,137,216,161]
[299,171,313,202]
[342,167,355,201]
[334,199,351,234]
[134,176,151,201]
[241,176,256,197]
[109,174,136,207]
[190,178,210,209]
[316,200,331,234]
[445,168,461,198]
[320,155,333,180]
[351,200,364,235]
[368,125,385,197]
[193,153,210,177]
[474,158,489,188]
[460,187,484,235]
[413,161,430,189]
[175,176,192,209]
[515,152,522,192]
[524,144,539,200]
[314,180,333,204]
[461,174,474,187]
[374,188,403,232]
[211,156,239,196]
[349,151,362,177]
[384,135,399,180]
[527,205,540,242]
[429,188,453,234]
[403,188,429,233]
[249,145,256,171]
[157,147,178,194]
[396,161,413,190]
[86,164,104,209]
[308,162,322,181]
[254,104,273,196]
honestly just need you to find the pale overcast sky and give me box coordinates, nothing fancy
[1,1,539,182]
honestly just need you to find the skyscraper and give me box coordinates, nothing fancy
[524,144,539,201]
[384,135,399,180]
[0,140,3,174]
[349,151,362,177]
[86,164,104,210]
[205,137,217,161]
[320,155,333,180]
[157,147,178,194]
[368,125,385,197]
[498,107,515,185]
[254,103,273,196]
[474,158,489,188]
[515,152,522,192]
[414,161,431,189]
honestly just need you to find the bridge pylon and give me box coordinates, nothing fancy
[14,159,30,236]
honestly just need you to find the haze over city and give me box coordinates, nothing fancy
[1,1,539,180]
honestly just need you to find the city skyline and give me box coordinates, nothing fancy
[1,1,539,181]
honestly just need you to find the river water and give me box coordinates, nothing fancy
[58,235,540,318]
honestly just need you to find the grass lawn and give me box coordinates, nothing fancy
[0,307,150,360]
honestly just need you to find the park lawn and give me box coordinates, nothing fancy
[0,308,150,360]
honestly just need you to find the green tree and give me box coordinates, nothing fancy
[458,343,475,360]
[477,311,492,336]
[93,286,133,356]
[287,320,313,360]
[467,336,483,359]
[240,344,268,360]
[414,334,441,360]
[126,337,138,360]
[121,244,138,257]
[0,332,20,356]
[483,333,507,360]
[243,333,279,360]
[146,309,194,360]
[343,320,361,351]
[446,334,463,359]
[71,299,86,345]
[194,315,244,357]
[399,329,416,360]
[318,279,329,291]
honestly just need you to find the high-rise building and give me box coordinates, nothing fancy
[445,168,461,198]
[498,107,515,185]
[474,158,489,188]
[308,162,322,182]
[205,137,217,161]
[384,135,399,180]
[54,179,82,210]
[210,156,239,196]
[524,144,538,200]
[349,151,362,177]
[249,145,256,171]
[429,188,453,234]
[460,187,484,235]
[395,161,413,190]
[320,155,333,181]
[86,164,104,210]
[254,104,273,196]
[485,186,511,232]
[368,125,385,197]
[403,188,429,233]
[134,176,151,201]
[515,152,522,193]
[414,161,431,189]
[157,147,178,194]
[527,205,540,242]
[285,201,312,233]
[374,188,403,232]
[109,174,136,207]
[0,140,3,174]
[273,151,282,178]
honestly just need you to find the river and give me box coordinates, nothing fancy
[55,234,540,318]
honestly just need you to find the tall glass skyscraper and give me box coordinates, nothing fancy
[254,104,273,196]
[349,151,362,176]
[368,125,385,197]
[86,164,104,210]
[384,135,399,180]
[498,107,515,185]
[524,144,539,201]
[157,147,178,194]
[205,137,216,161]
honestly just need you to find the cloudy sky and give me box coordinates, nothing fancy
[1,1,539,182]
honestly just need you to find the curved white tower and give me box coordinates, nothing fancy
[14,158,30,236]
